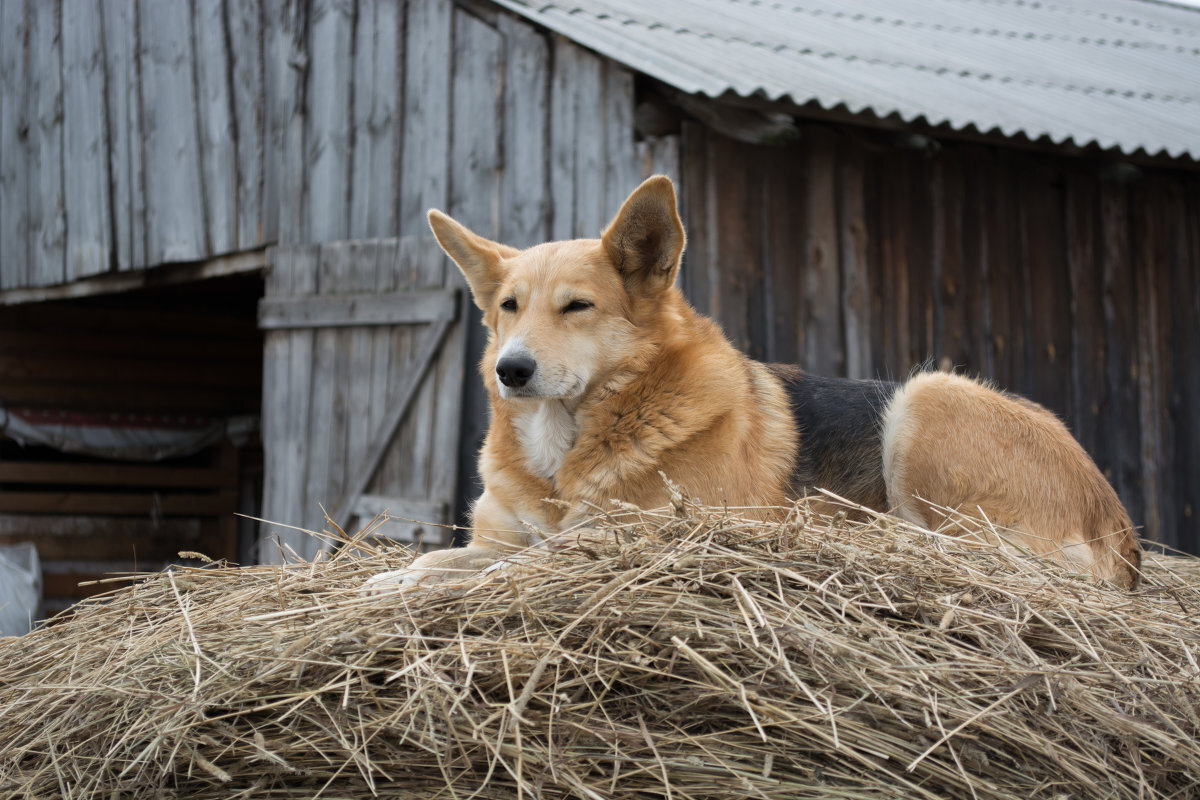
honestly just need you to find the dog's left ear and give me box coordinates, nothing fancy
[601,175,686,298]
[428,210,520,311]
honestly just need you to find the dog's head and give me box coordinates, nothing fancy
[428,175,686,401]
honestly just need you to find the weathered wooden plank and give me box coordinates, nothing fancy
[572,48,605,238]
[0,515,202,539]
[258,248,288,562]
[1151,177,1188,548]
[933,151,968,373]
[306,0,355,243]
[859,148,890,380]
[838,137,871,379]
[278,0,309,244]
[876,156,910,376]
[1132,178,1168,543]
[343,241,380,536]
[349,0,401,239]
[261,0,290,246]
[0,522,201,562]
[741,147,772,362]
[316,242,356,532]
[0,300,259,337]
[0,327,260,362]
[802,126,843,376]
[0,462,232,487]
[261,244,319,561]
[354,494,450,525]
[1022,162,1071,419]
[390,233,451,505]
[194,0,237,256]
[549,36,580,242]
[329,316,455,534]
[139,0,207,263]
[1064,172,1110,474]
[679,123,713,318]
[302,246,342,545]
[0,491,235,516]
[1100,180,1145,533]
[1180,177,1200,552]
[983,154,1025,392]
[0,351,261,387]
[30,0,65,286]
[226,0,267,250]
[497,13,549,248]
[711,132,755,355]
[372,242,408,496]
[602,63,640,233]
[760,141,805,365]
[448,10,501,238]
[907,154,935,371]
[258,289,458,328]
[641,134,681,183]
[959,149,990,378]
[0,0,29,289]
[100,0,145,271]
[62,0,111,281]
[0,379,255,414]
[399,0,451,246]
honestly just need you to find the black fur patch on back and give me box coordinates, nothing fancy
[766,365,897,511]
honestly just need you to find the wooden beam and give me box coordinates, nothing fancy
[257,289,458,330]
[0,462,234,488]
[353,494,450,525]
[0,514,202,538]
[0,248,269,306]
[0,491,237,516]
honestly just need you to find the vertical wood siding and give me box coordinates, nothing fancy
[0,0,283,285]
[680,123,1200,551]
[251,1,672,545]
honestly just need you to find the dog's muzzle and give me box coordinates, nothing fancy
[496,355,537,389]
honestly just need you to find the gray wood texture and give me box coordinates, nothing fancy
[63,0,111,281]
[139,0,207,264]
[260,238,463,560]
[258,289,457,329]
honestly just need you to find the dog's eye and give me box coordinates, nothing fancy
[563,299,593,313]
[500,297,518,312]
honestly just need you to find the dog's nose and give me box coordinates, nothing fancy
[496,356,537,388]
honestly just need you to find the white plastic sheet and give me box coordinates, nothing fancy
[0,542,42,637]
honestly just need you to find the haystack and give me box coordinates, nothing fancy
[2,496,1199,799]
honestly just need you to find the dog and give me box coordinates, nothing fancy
[364,175,1141,591]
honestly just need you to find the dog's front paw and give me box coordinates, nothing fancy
[360,546,510,596]
[360,567,436,595]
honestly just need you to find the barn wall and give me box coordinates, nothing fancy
[679,122,1200,552]
[0,0,673,291]
[259,0,676,537]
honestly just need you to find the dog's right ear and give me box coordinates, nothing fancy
[601,175,686,299]
[427,210,519,310]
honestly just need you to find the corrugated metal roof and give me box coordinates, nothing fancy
[492,0,1200,160]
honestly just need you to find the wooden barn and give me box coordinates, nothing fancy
[0,0,1196,619]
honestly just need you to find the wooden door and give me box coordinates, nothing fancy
[257,236,466,562]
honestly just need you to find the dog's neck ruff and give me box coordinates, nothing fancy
[512,400,579,480]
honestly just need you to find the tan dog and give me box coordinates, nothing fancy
[365,176,1141,591]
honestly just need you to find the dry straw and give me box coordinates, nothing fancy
[2,494,1200,799]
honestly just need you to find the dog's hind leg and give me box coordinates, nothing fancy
[880,371,1140,588]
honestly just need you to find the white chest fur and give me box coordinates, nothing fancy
[512,401,579,480]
